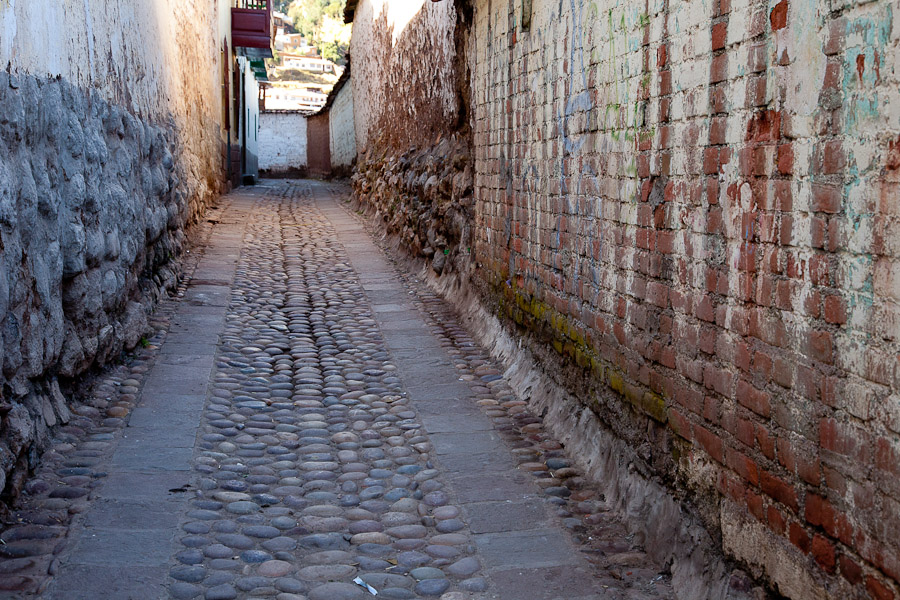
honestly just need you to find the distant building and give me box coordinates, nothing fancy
[275,32,312,54]
[264,86,327,111]
[272,11,296,34]
[281,53,337,74]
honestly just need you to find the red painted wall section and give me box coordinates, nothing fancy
[307,113,331,176]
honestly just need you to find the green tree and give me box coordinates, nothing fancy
[288,0,327,38]
[320,41,348,65]
[287,0,350,64]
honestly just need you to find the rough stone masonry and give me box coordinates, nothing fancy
[346,0,900,598]
[0,0,226,505]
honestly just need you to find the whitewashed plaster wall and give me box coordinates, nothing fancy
[0,0,224,122]
[329,80,357,168]
[259,112,309,172]
[241,57,261,181]
[0,0,228,204]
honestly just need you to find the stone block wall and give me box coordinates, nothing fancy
[469,0,899,598]
[353,137,475,273]
[259,111,309,175]
[0,0,227,504]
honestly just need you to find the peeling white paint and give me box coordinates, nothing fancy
[330,80,357,168]
[0,0,17,63]
[82,0,95,78]
[787,0,826,117]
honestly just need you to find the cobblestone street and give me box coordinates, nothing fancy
[0,181,672,600]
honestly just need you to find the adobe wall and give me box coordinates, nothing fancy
[348,0,463,154]
[349,0,900,597]
[0,0,226,504]
[469,0,899,598]
[308,113,332,176]
[348,0,476,273]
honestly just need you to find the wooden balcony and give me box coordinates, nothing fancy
[232,0,274,58]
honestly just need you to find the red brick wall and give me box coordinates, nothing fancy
[470,0,899,597]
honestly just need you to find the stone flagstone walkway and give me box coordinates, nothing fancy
[0,180,672,600]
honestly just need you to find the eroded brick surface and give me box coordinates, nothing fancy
[347,0,900,597]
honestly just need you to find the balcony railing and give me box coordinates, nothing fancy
[232,0,274,58]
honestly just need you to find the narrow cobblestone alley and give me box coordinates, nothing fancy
[0,181,672,600]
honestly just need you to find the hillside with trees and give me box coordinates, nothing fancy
[287,0,350,65]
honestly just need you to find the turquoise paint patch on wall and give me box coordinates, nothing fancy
[842,7,893,133]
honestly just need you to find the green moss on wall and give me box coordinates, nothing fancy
[492,279,670,426]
